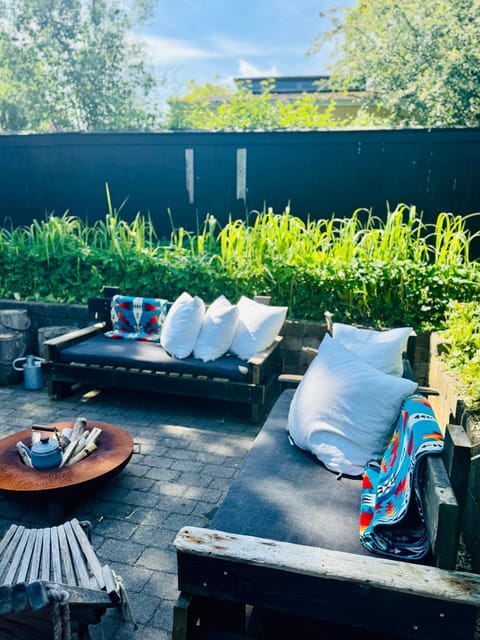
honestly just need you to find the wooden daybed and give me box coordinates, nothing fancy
[173,386,480,639]
[42,288,283,423]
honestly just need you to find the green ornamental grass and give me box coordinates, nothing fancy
[0,198,478,331]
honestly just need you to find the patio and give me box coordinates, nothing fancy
[0,382,260,639]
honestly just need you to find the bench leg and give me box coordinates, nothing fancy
[173,592,246,639]
[173,593,196,640]
[48,379,73,399]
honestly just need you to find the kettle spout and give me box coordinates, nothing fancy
[16,441,33,468]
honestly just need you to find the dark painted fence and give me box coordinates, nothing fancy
[0,128,479,240]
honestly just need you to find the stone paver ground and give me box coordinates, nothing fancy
[0,383,261,639]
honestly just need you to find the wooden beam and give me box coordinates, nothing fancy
[175,527,480,639]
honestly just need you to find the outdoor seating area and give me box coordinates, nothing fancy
[0,308,479,639]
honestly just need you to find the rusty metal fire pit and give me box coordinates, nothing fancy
[0,421,134,521]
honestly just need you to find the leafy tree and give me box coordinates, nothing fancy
[0,0,160,132]
[311,0,480,127]
[165,79,339,131]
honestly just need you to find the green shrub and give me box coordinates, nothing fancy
[440,301,480,411]
[0,204,478,332]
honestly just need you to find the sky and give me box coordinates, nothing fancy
[137,0,355,99]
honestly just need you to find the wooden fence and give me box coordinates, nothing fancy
[0,128,479,247]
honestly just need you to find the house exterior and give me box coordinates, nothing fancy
[235,75,370,121]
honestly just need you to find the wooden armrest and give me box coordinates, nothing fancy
[248,335,283,366]
[43,322,105,360]
[278,373,303,387]
[174,526,480,608]
[417,386,440,396]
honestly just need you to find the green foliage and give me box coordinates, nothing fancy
[0,201,478,337]
[165,79,340,131]
[311,0,480,127]
[440,301,480,410]
[0,0,160,132]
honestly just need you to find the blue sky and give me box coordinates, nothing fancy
[137,1,354,98]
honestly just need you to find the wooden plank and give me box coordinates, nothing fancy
[177,553,477,640]
[27,528,44,583]
[174,527,480,607]
[56,523,77,586]
[15,530,35,584]
[70,519,105,590]
[43,322,105,355]
[101,565,120,602]
[443,424,471,510]
[0,526,22,584]
[50,527,62,583]
[0,526,19,558]
[3,529,31,585]
[42,580,111,607]
[48,363,266,404]
[40,528,51,582]
[422,455,459,569]
[64,521,90,588]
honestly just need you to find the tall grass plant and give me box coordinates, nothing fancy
[0,202,478,332]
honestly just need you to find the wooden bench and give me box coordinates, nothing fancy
[0,518,132,639]
[42,287,283,423]
[172,388,480,639]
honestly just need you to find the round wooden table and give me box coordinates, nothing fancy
[0,421,134,521]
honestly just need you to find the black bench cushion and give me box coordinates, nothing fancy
[212,388,368,556]
[59,334,253,382]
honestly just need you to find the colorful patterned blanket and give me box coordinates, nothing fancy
[359,394,444,560]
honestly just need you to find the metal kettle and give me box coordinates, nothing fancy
[27,434,62,469]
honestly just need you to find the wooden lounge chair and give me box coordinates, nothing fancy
[0,518,134,639]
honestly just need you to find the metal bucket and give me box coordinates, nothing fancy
[12,355,45,390]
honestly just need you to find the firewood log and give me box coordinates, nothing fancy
[67,442,97,465]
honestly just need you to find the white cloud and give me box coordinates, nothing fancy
[135,33,220,65]
[207,35,265,58]
[237,59,279,78]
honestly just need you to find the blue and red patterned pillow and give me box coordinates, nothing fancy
[105,295,169,342]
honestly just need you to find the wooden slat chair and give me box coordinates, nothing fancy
[0,518,134,640]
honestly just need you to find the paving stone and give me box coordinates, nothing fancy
[202,463,237,478]
[93,518,138,540]
[112,561,153,593]
[137,546,178,573]
[97,538,145,565]
[182,485,223,503]
[144,466,180,482]
[151,597,177,631]
[123,489,159,508]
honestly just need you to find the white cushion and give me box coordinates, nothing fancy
[193,295,239,362]
[230,296,287,360]
[287,334,417,476]
[160,292,205,359]
[332,322,412,377]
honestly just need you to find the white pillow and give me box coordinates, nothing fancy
[332,322,412,377]
[193,295,239,362]
[160,292,205,359]
[287,334,417,476]
[230,296,287,360]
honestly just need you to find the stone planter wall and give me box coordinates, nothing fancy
[0,299,90,357]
